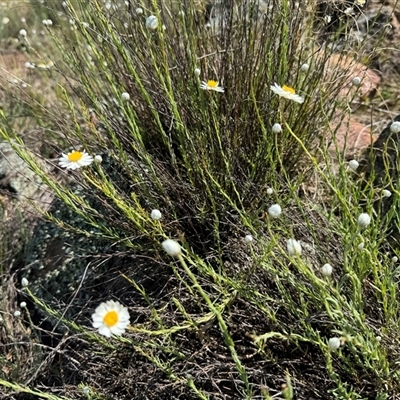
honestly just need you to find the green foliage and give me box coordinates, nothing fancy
[0,0,399,399]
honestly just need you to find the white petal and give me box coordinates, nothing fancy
[98,326,112,337]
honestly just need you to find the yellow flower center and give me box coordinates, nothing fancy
[103,310,119,327]
[282,85,295,94]
[68,151,83,162]
[207,80,219,88]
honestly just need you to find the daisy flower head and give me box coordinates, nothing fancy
[328,337,341,350]
[244,234,253,244]
[150,209,162,220]
[390,121,400,133]
[270,83,304,103]
[268,204,282,218]
[59,150,93,170]
[352,76,361,87]
[287,239,302,256]
[121,92,130,101]
[200,80,224,93]
[357,212,371,229]
[321,263,333,277]
[272,123,282,133]
[300,63,309,72]
[348,159,359,170]
[92,300,130,337]
[162,239,182,257]
[146,15,158,30]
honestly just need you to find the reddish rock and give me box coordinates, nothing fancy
[325,54,381,99]
[323,54,381,157]
[329,115,378,157]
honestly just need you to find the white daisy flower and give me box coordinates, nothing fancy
[200,80,224,93]
[162,239,182,257]
[270,83,304,103]
[19,29,27,37]
[94,155,103,163]
[92,300,130,337]
[59,150,93,170]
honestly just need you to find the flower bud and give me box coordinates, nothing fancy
[121,92,130,101]
[146,15,158,30]
[151,209,162,220]
[162,239,181,257]
[300,63,309,72]
[348,159,359,170]
[244,234,253,244]
[321,263,333,277]
[272,123,282,133]
[287,239,302,256]
[390,121,400,133]
[328,337,341,350]
[357,213,371,229]
[268,204,282,218]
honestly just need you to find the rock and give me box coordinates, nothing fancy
[325,54,381,99]
[328,114,378,157]
[323,53,381,157]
